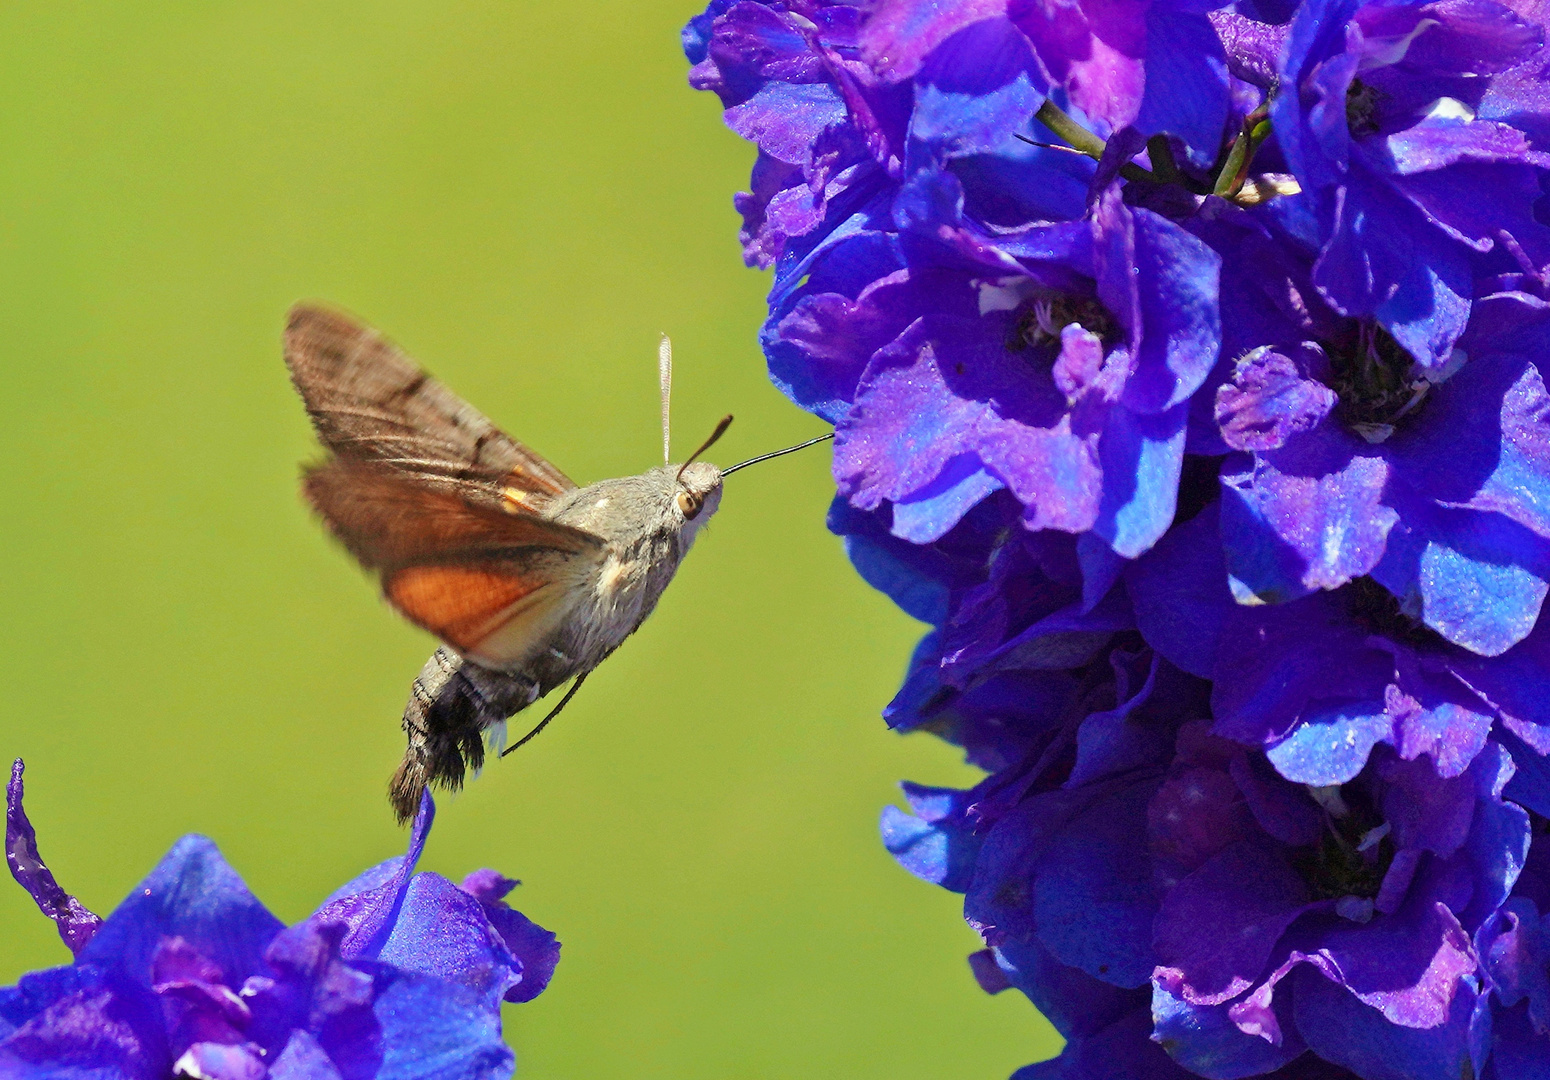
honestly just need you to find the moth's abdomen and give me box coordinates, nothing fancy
[389,647,539,823]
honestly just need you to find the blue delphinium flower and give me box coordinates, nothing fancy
[687,0,1550,1075]
[1,760,558,1080]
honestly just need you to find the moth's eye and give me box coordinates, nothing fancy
[676,490,702,520]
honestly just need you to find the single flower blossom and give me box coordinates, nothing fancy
[1266,0,1549,369]
[1,760,558,1080]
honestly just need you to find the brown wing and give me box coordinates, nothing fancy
[305,459,603,665]
[286,304,575,511]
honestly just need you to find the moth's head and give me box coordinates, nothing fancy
[672,460,723,542]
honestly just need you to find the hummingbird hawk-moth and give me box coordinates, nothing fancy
[285,305,830,822]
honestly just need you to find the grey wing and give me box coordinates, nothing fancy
[285,303,576,510]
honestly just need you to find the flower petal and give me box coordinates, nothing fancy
[5,760,102,956]
[76,838,282,992]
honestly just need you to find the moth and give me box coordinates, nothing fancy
[285,305,830,822]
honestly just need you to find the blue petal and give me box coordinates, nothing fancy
[77,838,283,992]
[0,974,167,1080]
[879,791,980,893]
[1133,12,1229,166]
[1265,699,1392,784]
[1150,983,1304,1080]
[1312,177,1472,369]
[1500,726,1550,818]
[311,793,433,961]
[1291,964,1485,1080]
[1371,494,1550,657]
[890,456,1005,544]
[1125,503,1233,680]
[372,874,522,1012]
[369,971,512,1080]
[267,1030,343,1080]
[909,18,1045,159]
[1091,402,1187,559]
[968,778,1161,988]
[1489,1002,1550,1080]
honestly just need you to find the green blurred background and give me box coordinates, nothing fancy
[0,3,1061,1076]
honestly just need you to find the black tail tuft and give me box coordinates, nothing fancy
[388,647,537,824]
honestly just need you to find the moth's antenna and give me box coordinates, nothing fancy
[658,334,673,466]
[722,431,834,476]
[677,414,734,481]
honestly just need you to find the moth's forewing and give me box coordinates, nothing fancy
[285,304,575,510]
[305,459,604,666]
[302,458,599,568]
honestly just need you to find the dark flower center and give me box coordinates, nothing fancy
[1291,785,1395,901]
[1006,293,1119,355]
[1323,323,1428,442]
[1346,79,1383,138]
[1345,575,1445,650]
[1173,455,1224,527]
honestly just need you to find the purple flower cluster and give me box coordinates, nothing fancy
[688,0,1550,1075]
[2,761,558,1080]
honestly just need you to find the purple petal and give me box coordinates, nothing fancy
[1229,753,1325,848]
[370,873,522,1010]
[171,1042,266,1080]
[367,971,512,1080]
[859,0,1013,82]
[1150,981,1307,1078]
[1311,898,1479,1028]
[459,871,560,1004]
[1153,841,1315,1007]
[6,760,102,956]
[1210,10,1289,87]
[0,981,168,1080]
[835,314,1102,534]
[909,18,1047,158]
[1214,347,1338,453]
[267,1030,344,1080]
[1360,0,1543,76]
[1012,0,1147,130]
[1126,504,1234,680]
[1291,956,1484,1080]
[968,948,1013,994]
[310,791,433,961]
[1376,753,1477,857]
[1383,663,1494,777]
[76,837,282,993]
[1220,426,1395,600]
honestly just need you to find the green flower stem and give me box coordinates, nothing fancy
[1214,104,1273,199]
[1032,100,1156,185]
